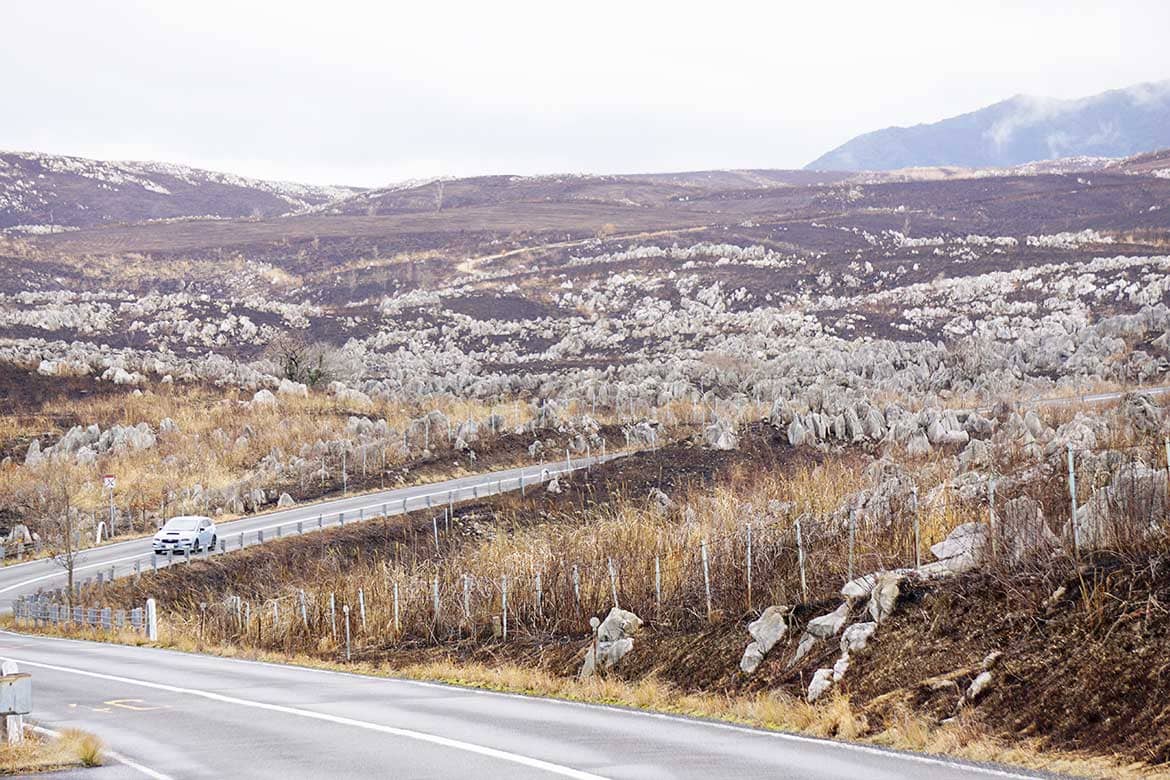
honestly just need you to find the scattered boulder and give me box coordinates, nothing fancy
[277,492,296,508]
[580,608,643,678]
[277,378,309,397]
[840,621,877,654]
[868,571,905,623]
[704,419,738,451]
[806,602,851,639]
[1119,392,1161,435]
[807,668,835,703]
[546,477,562,494]
[929,522,988,574]
[252,389,277,407]
[739,605,791,674]
[907,432,932,457]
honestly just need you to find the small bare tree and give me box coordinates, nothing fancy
[23,467,83,607]
[265,333,330,387]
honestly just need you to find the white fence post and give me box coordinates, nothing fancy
[654,555,662,614]
[847,507,857,583]
[146,598,158,641]
[501,576,508,640]
[358,588,367,631]
[607,558,619,609]
[795,517,808,602]
[393,581,400,635]
[1067,444,1080,554]
[700,539,712,620]
[745,523,753,612]
[343,605,351,660]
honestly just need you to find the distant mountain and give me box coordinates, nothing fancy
[806,80,1170,172]
[0,151,361,232]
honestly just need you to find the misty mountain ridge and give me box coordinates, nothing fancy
[807,79,1170,171]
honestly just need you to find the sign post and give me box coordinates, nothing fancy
[102,474,117,538]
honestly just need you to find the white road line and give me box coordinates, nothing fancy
[29,724,174,780]
[7,655,608,780]
[2,631,1038,779]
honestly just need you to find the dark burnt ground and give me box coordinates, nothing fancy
[72,421,1170,765]
[345,552,1170,766]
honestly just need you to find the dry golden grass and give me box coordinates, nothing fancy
[2,383,574,545]
[0,728,104,774]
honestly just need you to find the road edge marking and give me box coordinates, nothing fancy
[29,723,174,780]
[8,655,607,780]
[2,631,1039,779]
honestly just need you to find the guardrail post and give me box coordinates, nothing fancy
[318,514,324,530]
[238,532,244,550]
[339,511,345,527]
[146,598,158,641]
[297,520,303,535]
[219,539,226,554]
[381,503,388,518]
[277,525,283,539]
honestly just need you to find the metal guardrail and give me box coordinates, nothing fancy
[5,456,617,597]
[11,596,147,633]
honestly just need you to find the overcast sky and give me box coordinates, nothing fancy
[4,1,1169,187]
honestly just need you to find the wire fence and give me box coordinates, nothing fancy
[19,441,1170,660]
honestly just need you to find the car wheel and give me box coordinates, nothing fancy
[211,535,217,550]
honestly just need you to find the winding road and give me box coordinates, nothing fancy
[5,407,1147,777]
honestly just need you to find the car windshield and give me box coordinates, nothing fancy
[163,518,200,531]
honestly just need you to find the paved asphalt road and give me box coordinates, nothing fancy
[2,412,1132,779]
[0,457,609,608]
[1,630,1046,780]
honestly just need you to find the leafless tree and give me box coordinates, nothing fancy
[264,333,331,386]
[23,468,83,607]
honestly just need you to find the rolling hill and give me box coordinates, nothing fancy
[0,150,362,232]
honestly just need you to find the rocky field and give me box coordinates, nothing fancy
[4,150,1170,775]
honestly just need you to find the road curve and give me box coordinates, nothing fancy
[0,457,611,609]
[0,630,1045,780]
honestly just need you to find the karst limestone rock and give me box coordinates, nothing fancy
[580,608,643,678]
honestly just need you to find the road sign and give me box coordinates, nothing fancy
[102,474,116,490]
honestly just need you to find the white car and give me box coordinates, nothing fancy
[153,515,216,554]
